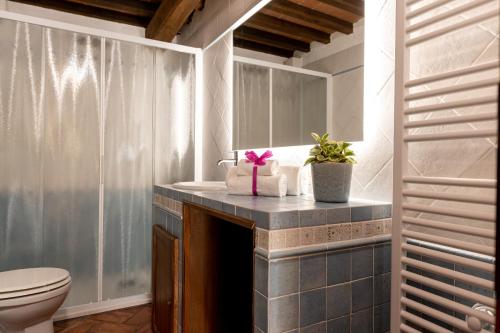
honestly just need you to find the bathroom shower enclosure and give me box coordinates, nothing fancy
[0,12,200,312]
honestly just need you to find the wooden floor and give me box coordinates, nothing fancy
[54,304,152,333]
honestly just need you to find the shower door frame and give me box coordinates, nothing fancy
[0,9,203,320]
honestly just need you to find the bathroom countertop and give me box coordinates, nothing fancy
[154,184,391,231]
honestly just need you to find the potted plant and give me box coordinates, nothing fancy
[304,133,356,203]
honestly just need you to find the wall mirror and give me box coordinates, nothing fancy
[231,0,365,150]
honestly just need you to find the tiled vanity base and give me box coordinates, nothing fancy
[254,241,391,333]
[153,185,392,333]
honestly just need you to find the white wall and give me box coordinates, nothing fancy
[202,32,234,180]
[3,1,145,37]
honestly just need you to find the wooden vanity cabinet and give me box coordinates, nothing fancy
[183,202,255,333]
[152,224,179,333]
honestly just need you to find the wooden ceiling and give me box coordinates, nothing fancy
[234,0,364,58]
[9,0,204,42]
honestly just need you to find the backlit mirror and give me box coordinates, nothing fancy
[231,1,365,149]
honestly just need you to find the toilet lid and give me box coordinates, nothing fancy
[0,276,71,300]
[0,268,70,294]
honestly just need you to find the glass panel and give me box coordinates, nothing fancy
[155,48,196,184]
[0,20,44,270]
[233,62,270,149]
[103,39,154,299]
[272,69,327,147]
[42,28,101,306]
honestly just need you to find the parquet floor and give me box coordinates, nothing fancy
[54,304,152,333]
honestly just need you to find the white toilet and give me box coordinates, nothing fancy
[0,268,71,333]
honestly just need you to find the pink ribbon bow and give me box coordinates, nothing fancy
[245,150,273,196]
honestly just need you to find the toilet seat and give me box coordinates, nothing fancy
[0,268,70,300]
[0,276,71,300]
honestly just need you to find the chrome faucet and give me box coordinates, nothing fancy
[217,151,239,166]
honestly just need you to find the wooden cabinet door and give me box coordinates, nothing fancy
[152,224,179,333]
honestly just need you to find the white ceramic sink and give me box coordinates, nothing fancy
[172,181,227,191]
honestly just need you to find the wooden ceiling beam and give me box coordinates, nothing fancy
[244,13,331,44]
[234,38,294,58]
[323,0,364,17]
[9,0,150,26]
[146,0,201,42]
[61,0,158,18]
[289,0,364,23]
[234,26,310,53]
[261,0,353,34]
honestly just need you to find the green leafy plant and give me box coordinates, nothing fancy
[304,132,356,165]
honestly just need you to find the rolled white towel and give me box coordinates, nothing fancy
[236,159,280,176]
[280,165,302,196]
[226,166,287,197]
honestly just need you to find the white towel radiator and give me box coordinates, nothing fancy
[393,0,499,331]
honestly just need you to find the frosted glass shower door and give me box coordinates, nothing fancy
[0,20,44,270]
[0,20,101,307]
[155,48,196,184]
[42,28,101,306]
[103,39,154,299]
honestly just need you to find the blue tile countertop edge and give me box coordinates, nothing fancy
[155,185,392,231]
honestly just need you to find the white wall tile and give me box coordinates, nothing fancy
[202,32,233,180]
